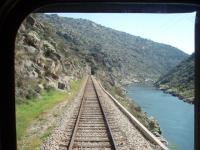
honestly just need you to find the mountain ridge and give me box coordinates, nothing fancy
[38,13,188,85]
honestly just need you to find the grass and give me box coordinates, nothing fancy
[16,78,84,148]
[17,126,55,150]
[16,89,66,140]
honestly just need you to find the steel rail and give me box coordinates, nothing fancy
[91,76,117,150]
[67,77,88,150]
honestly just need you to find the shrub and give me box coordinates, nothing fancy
[91,64,98,75]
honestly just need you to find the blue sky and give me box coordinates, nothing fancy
[53,13,196,54]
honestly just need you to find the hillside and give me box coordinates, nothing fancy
[15,14,90,101]
[36,13,188,85]
[155,54,194,103]
[15,13,188,101]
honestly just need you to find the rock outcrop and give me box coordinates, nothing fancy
[15,14,89,101]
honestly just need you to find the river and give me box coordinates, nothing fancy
[126,84,194,150]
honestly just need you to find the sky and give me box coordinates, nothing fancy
[53,12,196,55]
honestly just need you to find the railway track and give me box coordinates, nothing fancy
[67,76,117,149]
[42,76,166,150]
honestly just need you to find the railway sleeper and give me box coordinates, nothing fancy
[75,137,110,142]
[76,133,108,137]
[76,129,107,133]
[73,141,111,148]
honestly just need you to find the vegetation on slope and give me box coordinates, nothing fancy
[155,54,194,103]
[16,13,188,102]
[38,13,188,85]
[15,14,89,102]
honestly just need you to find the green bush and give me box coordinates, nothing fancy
[26,89,38,99]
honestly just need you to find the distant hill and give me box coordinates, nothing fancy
[155,54,194,103]
[37,14,188,85]
[15,13,188,101]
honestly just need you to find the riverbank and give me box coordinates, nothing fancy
[126,84,194,150]
[157,86,194,104]
[99,79,168,145]
[123,80,194,104]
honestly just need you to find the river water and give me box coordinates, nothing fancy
[126,84,194,150]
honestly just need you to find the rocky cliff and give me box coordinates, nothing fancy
[15,14,90,101]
